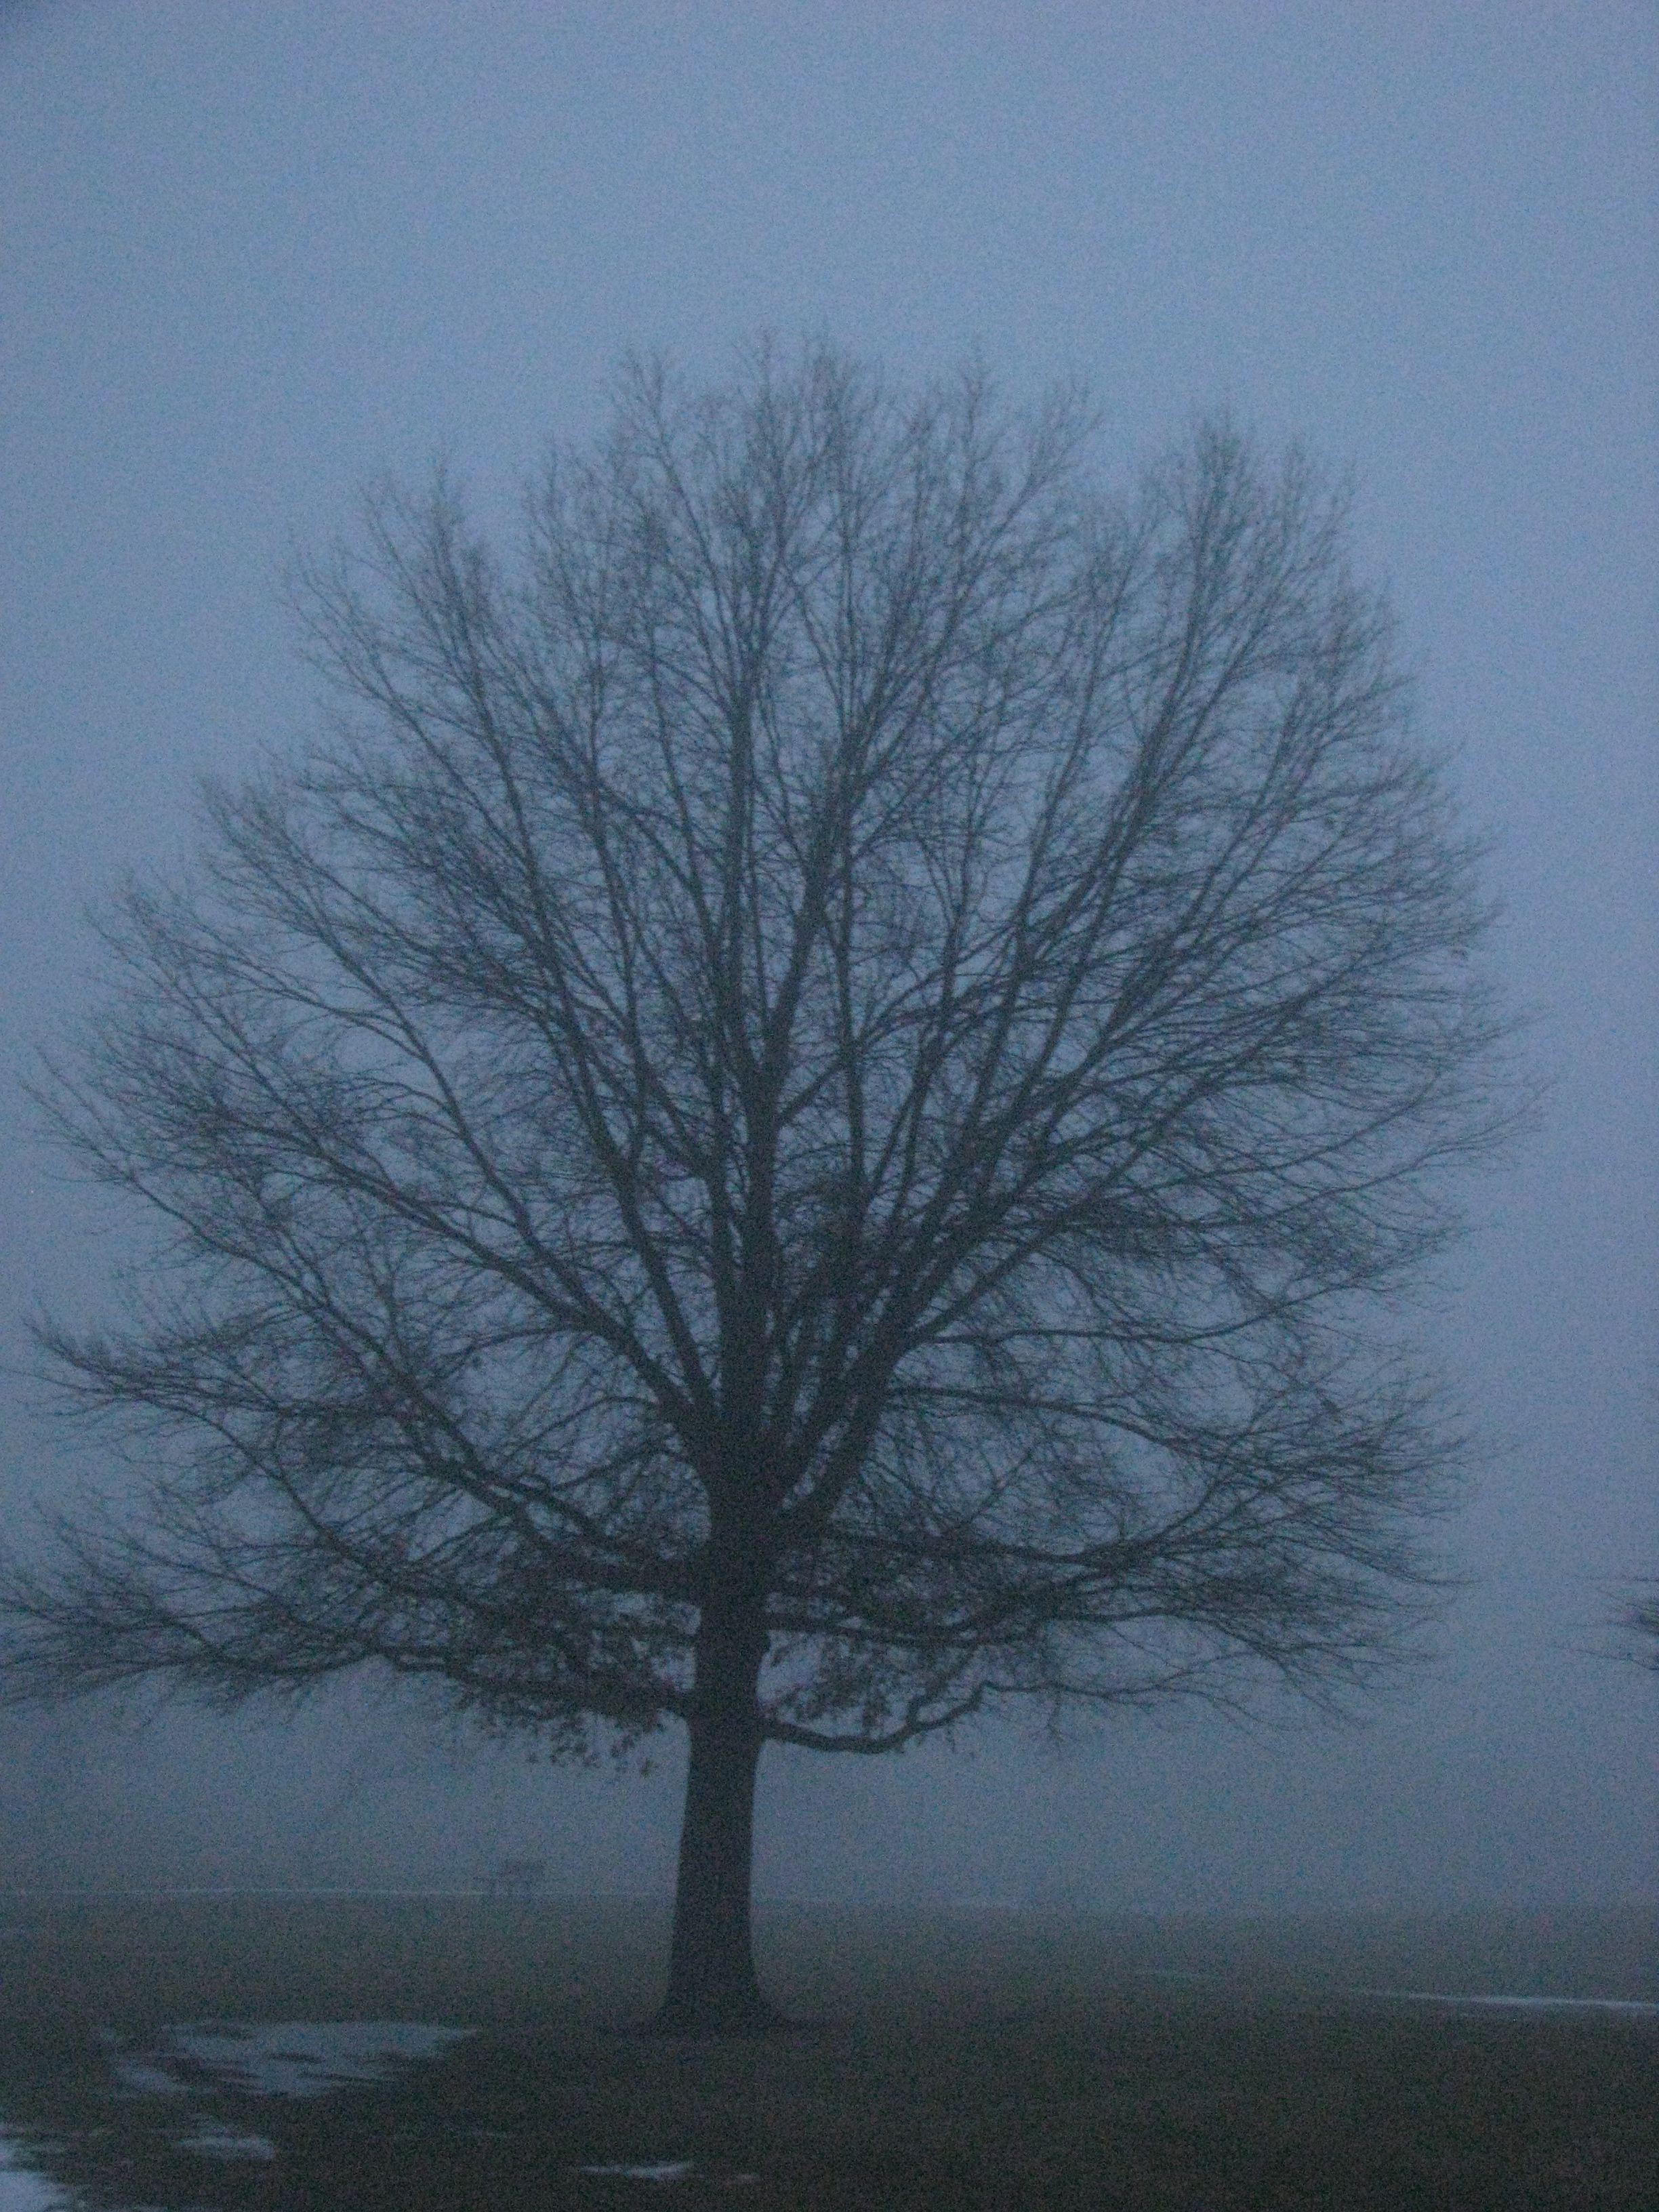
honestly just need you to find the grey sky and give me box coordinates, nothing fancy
[1,2,1653,1911]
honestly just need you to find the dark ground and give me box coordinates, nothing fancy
[0,1894,1653,2209]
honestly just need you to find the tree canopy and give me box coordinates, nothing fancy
[1,347,1513,2028]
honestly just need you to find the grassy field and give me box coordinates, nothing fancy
[0,1893,1653,2209]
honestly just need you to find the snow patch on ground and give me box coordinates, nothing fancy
[0,2133,77,2211]
[108,2019,478,2099]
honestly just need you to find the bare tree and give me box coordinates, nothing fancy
[1,348,1513,2032]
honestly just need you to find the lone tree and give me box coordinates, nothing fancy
[2,349,1510,2032]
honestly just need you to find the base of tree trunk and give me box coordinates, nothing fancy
[642,1992,794,2039]
[656,1650,777,2039]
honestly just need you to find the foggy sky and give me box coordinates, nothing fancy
[1,2,1653,1914]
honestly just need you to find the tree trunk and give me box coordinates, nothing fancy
[653,1591,779,2034]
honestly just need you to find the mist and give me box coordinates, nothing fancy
[1,3,1653,1921]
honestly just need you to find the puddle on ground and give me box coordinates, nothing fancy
[577,2162,697,2182]
[572,2161,758,2187]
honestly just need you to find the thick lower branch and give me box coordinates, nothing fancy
[762,1682,992,1753]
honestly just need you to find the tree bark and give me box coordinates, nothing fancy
[653,1589,780,2034]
